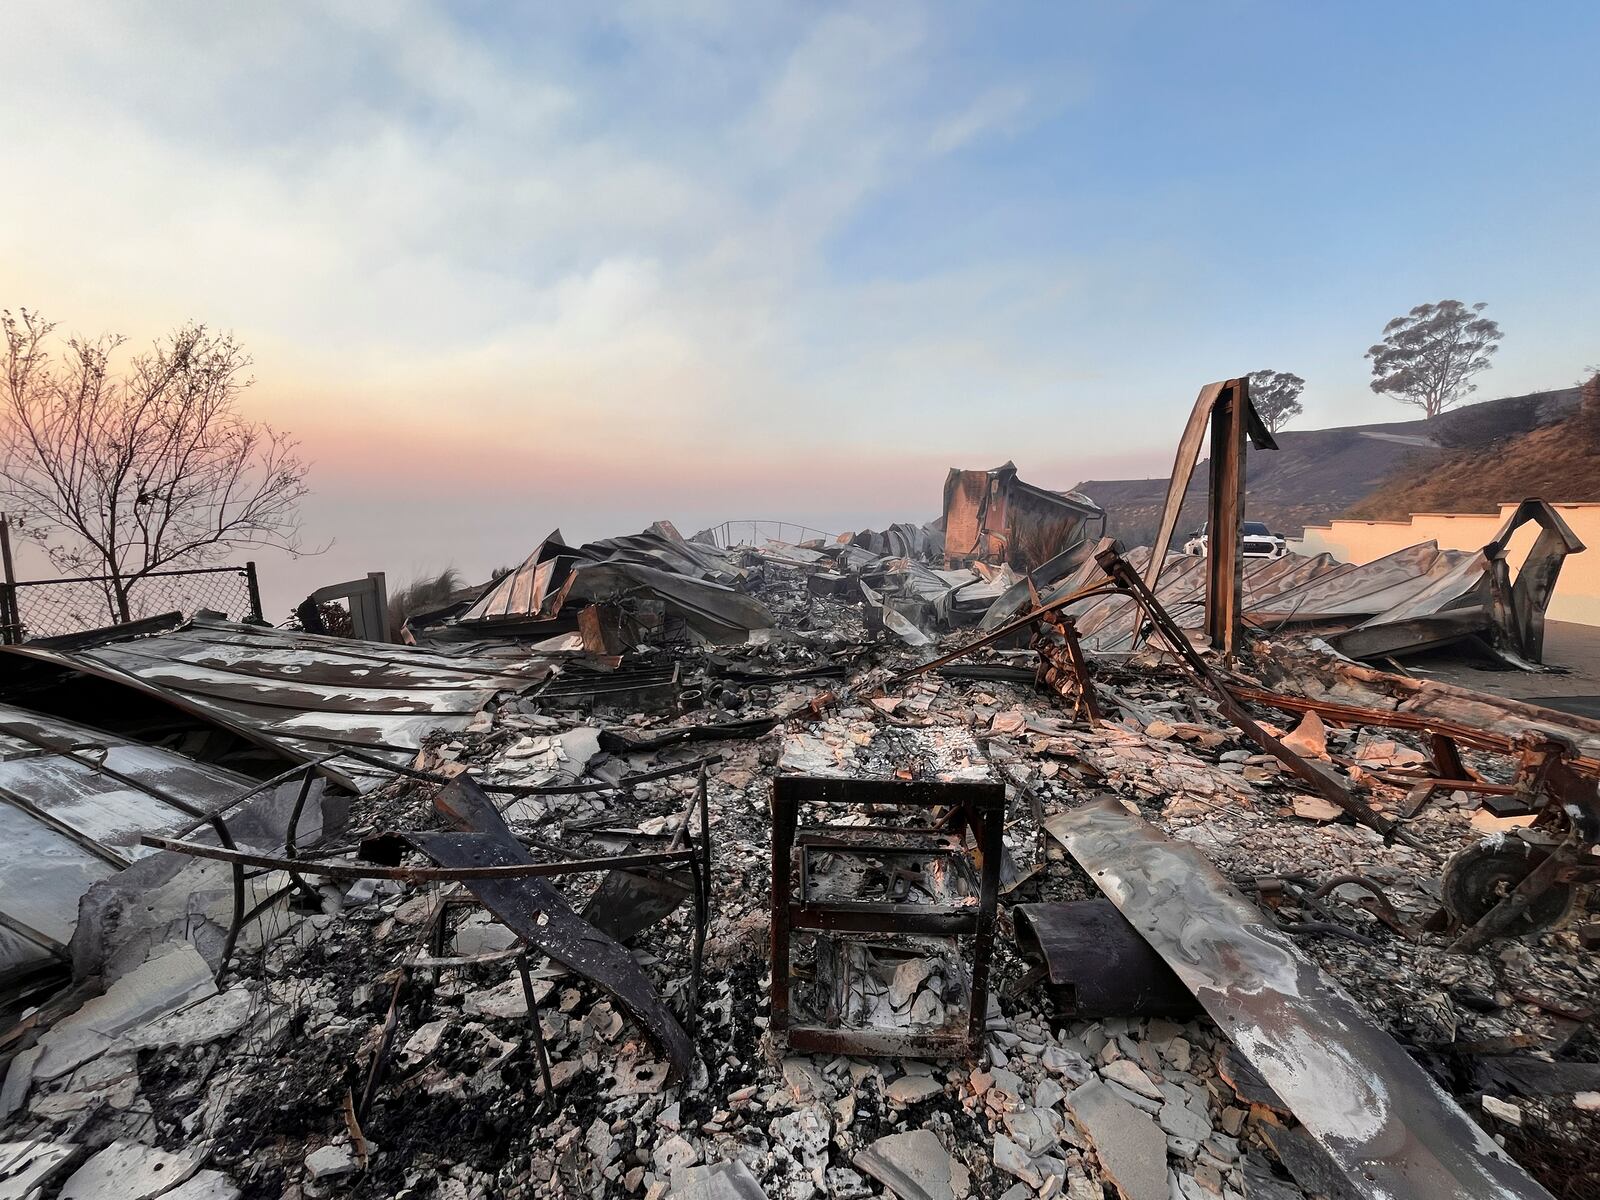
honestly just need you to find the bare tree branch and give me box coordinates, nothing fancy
[0,309,318,624]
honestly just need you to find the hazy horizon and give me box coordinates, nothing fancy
[5,2,1597,618]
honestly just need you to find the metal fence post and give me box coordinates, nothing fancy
[0,515,18,644]
[244,561,264,622]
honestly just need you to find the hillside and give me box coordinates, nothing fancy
[1348,380,1599,519]
[1076,385,1583,543]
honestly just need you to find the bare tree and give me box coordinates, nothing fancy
[1365,300,1502,420]
[0,309,313,624]
[1247,369,1304,434]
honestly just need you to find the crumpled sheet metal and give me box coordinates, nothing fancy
[1024,540,1514,661]
[1012,900,1194,1018]
[458,523,772,644]
[1045,797,1555,1200]
[942,462,1103,573]
[0,702,265,975]
[0,616,541,791]
[410,775,696,1081]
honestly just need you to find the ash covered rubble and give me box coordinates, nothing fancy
[3,382,1599,1200]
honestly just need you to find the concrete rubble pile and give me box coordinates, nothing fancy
[3,400,1597,1199]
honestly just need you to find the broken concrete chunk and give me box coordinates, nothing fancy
[654,1134,701,1177]
[304,1143,360,1180]
[1067,1079,1168,1200]
[35,943,216,1081]
[1291,795,1344,823]
[1481,1095,1523,1125]
[160,1170,242,1200]
[781,1057,831,1104]
[121,985,255,1050]
[1279,709,1327,758]
[885,1073,942,1104]
[853,1128,971,1200]
[0,1044,42,1121]
[992,1134,1043,1188]
[1158,1093,1213,1143]
[59,1140,204,1200]
[889,956,935,1007]
[0,1141,81,1198]
[1100,1058,1161,1100]
[666,1158,769,1199]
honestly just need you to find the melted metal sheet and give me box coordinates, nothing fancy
[1045,797,1554,1200]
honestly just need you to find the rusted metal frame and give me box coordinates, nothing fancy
[1205,378,1248,654]
[888,582,1121,684]
[1136,379,1277,651]
[1377,771,1514,795]
[140,834,698,881]
[1046,798,1557,1200]
[516,953,556,1104]
[1056,616,1102,723]
[0,780,132,869]
[769,777,1003,1058]
[1227,686,1600,777]
[1095,546,1412,845]
[1429,733,1469,781]
[1033,612,1103,725]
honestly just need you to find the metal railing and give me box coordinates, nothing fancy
[0,562,263,643]
[698,519,835,550]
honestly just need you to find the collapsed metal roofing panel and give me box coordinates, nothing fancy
[456,523,771,643]
[0,702,259,976]
[1033,541,1506,658]
[1046,796,1556,1200]
[0,616,542,789]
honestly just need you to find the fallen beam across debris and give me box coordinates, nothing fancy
[1045,796,1557,1200]
[405,774,699,1081]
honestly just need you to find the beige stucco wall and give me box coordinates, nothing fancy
[1290,502,1600,626]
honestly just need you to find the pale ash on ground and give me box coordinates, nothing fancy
[1,536,1596,1200]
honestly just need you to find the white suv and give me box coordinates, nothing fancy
[1183,521,1288,559]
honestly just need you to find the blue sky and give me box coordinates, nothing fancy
[3,1,1597,613]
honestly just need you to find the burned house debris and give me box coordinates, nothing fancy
[2,379,1598,1200]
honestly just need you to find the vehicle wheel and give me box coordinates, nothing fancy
[1440,837,1575,934]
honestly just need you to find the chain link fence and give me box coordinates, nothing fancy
[0,563,262,642]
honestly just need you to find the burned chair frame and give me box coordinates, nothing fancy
[769,775,1003,1059]
[142,752,717,1108]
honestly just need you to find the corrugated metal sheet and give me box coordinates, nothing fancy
[0,702,260,976]
[456,524,771,643]
[1037,542,1489,655]
[0,616,545,790]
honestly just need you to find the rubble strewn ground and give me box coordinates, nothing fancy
[3,539,1597,1200]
